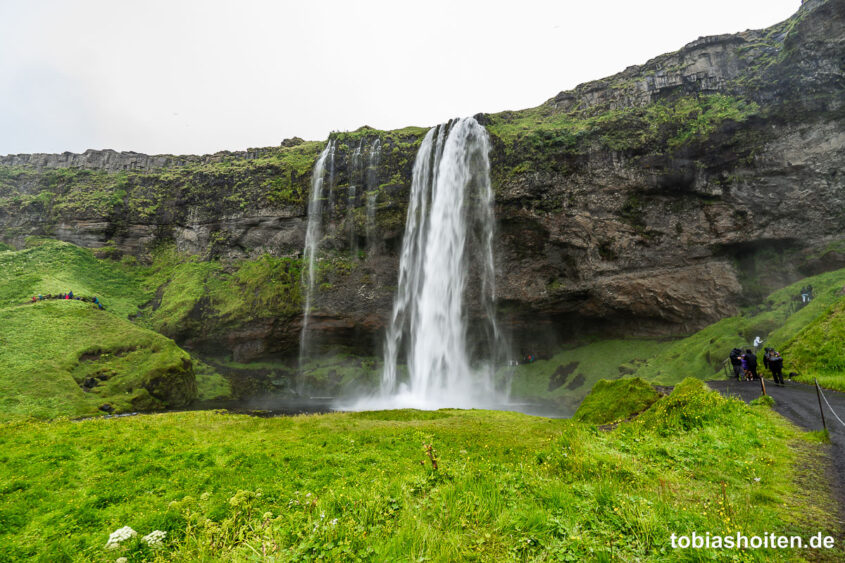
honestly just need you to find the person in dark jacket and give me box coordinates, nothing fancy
[769,351,785,385]
[745,349,758,380]
[729,348,743,380]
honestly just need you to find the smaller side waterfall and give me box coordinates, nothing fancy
[299,140,335,368]
[365,138,381,250]
[347,141,363,255]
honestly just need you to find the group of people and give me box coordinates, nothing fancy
[29,291,105,310]
[729,345,786,386]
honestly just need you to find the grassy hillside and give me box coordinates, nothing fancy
[0,241,207,420]
[0,301,195,421]
[507,339,674,413]
[782,297,845,391]
[0,380,837,561]
[631,267,845,388]
[0,238,150,317]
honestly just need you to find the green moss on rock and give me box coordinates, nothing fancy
[574,377,660,425]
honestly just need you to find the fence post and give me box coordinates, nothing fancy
[815,378,827,431]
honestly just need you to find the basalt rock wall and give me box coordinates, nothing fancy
[1,0,843,360]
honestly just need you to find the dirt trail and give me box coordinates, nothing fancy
[709,378,845,525]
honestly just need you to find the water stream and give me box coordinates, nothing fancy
[299,140,335,369]
[366,117,507,409]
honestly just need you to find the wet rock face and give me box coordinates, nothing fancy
[1,0,843,360]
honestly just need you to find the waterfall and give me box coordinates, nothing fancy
[376,117,506,409]
[299,140,335,368]
[365,138,381,250]
[347,140,363,255]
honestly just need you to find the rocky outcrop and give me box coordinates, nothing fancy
[1,0,843,360]
[0,144,300,173]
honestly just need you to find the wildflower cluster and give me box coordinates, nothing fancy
[105,526,136,550]
[142,530,167,548]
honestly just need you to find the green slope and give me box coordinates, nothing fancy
[0,238,150,317]
[0,301,195,421]
[782,297,845,390]
[508,339,673,412]
[630,267,845,386]
[0,241,199,420]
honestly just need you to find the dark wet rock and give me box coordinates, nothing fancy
[98,403,114,413]
[549,362,578,391]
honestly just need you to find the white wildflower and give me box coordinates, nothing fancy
[105,526,137,550]
[330,518,338,526]
[753,477,761,482]
[320,511,325,519]
[116,558,128,563]
[141,530,167,548]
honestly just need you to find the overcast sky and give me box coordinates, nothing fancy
[0,0,799,156]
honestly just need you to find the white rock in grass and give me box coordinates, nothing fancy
[105,526,137,550]
[142,529,167,548]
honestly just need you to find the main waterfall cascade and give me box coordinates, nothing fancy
[374,117,508,409]
[300,120,508,409]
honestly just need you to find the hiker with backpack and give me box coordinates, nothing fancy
[745,349,759,380]
[729,348,743,380]
[768,350,785,386]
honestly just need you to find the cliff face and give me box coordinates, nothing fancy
[1,0,843,361]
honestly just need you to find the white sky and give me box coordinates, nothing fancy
[0,0,800,156]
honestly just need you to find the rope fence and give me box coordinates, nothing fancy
[817,383,845,429]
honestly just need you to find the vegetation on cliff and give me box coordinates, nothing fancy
[0,381,837,561]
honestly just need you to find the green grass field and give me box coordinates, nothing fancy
[0,379,838,562]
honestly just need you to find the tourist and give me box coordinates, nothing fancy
[745,349,758,380]
[68,290,73,299]
[741,353,751,381]
[729,348,743,380]
[769,351,785,386]
[800,285,812,303]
